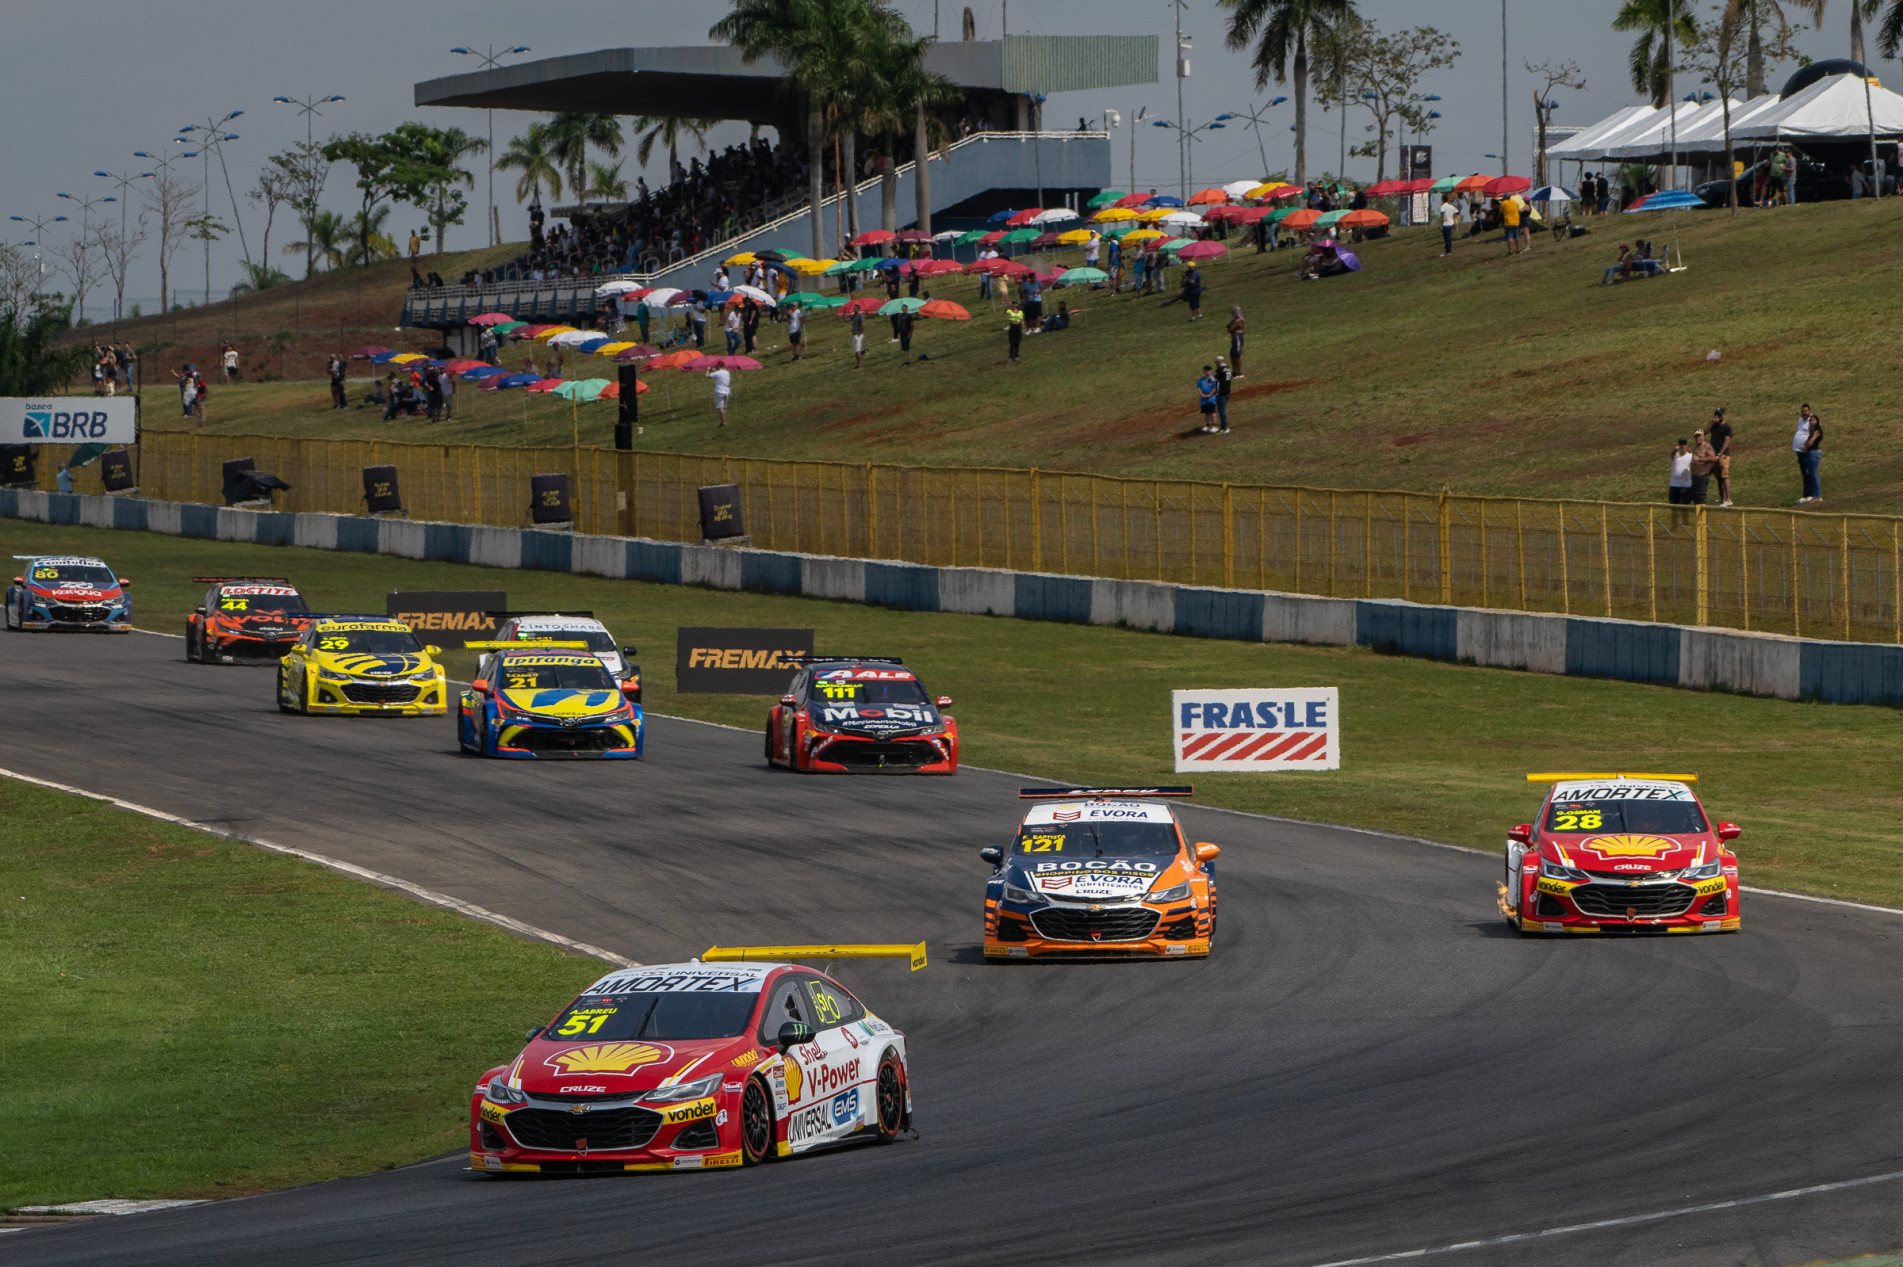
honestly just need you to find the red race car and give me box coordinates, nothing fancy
[470,947,919,1175]
[1502,773,1742,935]
[186,577,315,663]
[766,657,957,774]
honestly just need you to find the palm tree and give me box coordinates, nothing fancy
[417,127,488,255]
[1220,0,1356,186]
[1614,0,1702,106]
[631,116,716,175]
[547,113,625,200]
[496,122,564,207]
[345,206,395,267]
[586,160,630,204]
[1880,0,1903,61]
[283,208,349,272]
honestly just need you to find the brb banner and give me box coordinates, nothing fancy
[1172,688,1340,772]
[0,398,137,444]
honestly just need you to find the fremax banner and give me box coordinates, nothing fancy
[676,627,814,694]
[1172,688,1339,772]
[385,591,507,647]
[0,398,137,444]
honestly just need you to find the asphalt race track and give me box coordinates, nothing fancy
[5,630,1903,1267]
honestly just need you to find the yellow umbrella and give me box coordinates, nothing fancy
[1246,182,1287,200]
[1056,229,1096,245]
[533,326,578,342]
[724,252,758,266]
[387,352,427,364]
[1135,208,1172,222]
[1091,207,1138,222]
[1123,228,1166,242]
[593,341,638,357]
[784,257,834,274]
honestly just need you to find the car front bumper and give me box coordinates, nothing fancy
[1514,876,1741,933]
[470,1095,740,1173]
[803,731,956,774]
[985,897,1212,957]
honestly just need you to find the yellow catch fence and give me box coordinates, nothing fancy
[60,431,1903,644]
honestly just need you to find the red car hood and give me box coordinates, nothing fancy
[1545,832,1713,872]
[513,1034,746,1095]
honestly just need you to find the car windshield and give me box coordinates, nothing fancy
[498,662,618,691]
[1014,821,1181,857]
[219,591,307,614]
[313,628,422,655]
[544,991,760,1042]
[29,563,115,586]
[808,676,930,706]
[1545,798,1709,835]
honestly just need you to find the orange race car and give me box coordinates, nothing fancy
[983,787,1219,960]
[186,577,316,663]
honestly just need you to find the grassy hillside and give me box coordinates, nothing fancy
[86,198,1903,514]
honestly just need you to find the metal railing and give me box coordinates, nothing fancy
[50,432,1903,645]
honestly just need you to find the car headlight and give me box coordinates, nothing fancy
[1540,859,1588,882]
[1148,881,1192,902]
[1002,882,1046,906]
[642,1074,722,1104]
[485,1077,529,1106]
[1684,859,1722,881]
[412,669,437,681]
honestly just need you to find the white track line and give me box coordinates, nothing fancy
[1306,1167,1903,1266]
[0,765,639,969]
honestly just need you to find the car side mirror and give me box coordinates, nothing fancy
[117,578,131,588]
[194,606,207,615]
[1194,843,1220,863]
[523,1025,544,1041]
[620,680,640,694]
[777,1021,814,1051]
[11,576,22,585]
[471,680,491,695]
[1716,822,1742,842]
[780,694,797,706]
[621,645,638,657]
[425,645,442,656]
[980,846,1003,866]
[1508,823,1533,844]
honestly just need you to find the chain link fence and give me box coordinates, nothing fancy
[64,432,1903,644]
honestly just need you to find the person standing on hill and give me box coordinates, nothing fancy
[1005,303,1023,364]
[894,307,914,365]
[1213,357,1233,434]
[1793,404,1823,503]
[221,342,240,383]
[1196,365,1219,432]
[1500,194,1523,254]
[850,307,866,370]
[1439,193,1459,256]
[725,305,742,354]
[1708,407,1735,506]
[1688,430,1716,504]
[709,364,732,427]
[1225,306,1246,377]
[1595,172,1611,215]
[786,302,805,361]
[328,354,347,410]
[1668,438,1693,505]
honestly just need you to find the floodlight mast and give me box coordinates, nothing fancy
[451,44,532,245]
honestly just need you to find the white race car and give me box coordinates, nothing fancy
[485,612,638,682]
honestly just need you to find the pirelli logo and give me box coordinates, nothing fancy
[677,626,813,694]
[385,590,506,648]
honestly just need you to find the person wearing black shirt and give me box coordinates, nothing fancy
[1709,408,1735,506]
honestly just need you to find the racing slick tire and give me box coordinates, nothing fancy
[5,598,18,631]
[764,722,776,765]
[189,626,207,663]
[288,672,311,716]
[740,1077,776,1166]
[873,1050,906,1143]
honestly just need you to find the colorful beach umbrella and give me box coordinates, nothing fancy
[919,300,971,319]
[1173,241,1227,260]
[1086,190,1129,208]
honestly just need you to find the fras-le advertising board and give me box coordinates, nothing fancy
[1172,688,1339,772]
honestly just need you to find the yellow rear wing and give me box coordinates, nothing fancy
[703,942,927,972]
[1527,772,1698,783]
[464,640,590,651]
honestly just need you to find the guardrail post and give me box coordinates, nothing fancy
[1222,482,1234,589]
[1292,489,1303,593]
[1600,503,1612,618]
[1791,512,1801,636]
[1842,516,1852,641]
[1558,504,1570,615]
[1894,520,1901,644]
[1438,489,1452,605]
[1646,506,1657,623]
[1740,511,1749,631]
[865,462,877,558]
[1695,504,1709,627]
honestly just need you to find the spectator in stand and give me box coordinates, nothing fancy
[1709,408,1734,506]
[1668,438,1693,506]
[1794,404,1823,503]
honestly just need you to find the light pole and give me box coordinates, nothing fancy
[272,93,345,148]
[7,213,69,287]
[179,111,248,294]
[1499,0,1510,175]
[1666,0,1678,189]
[1171,0,1191,201]
[95,169,154,329]
[56,190,117,322]
[1152,118,1226,194]
[135,146,194,311]
[1395,94,1441,181]
[452,45,532,245]
[1215,97,1288,178]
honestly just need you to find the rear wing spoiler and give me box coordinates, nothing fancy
[1527,772,1698,783]
[1019,785,1194,799]
[702,942,927,971]
[464,640,591,651]
[483,610,596,619]
[191,576,292,584]
[781,655,903,666]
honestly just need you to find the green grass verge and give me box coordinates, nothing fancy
[0,776,589,1208]
[6,520,1901,907]
[116,197,1903,514]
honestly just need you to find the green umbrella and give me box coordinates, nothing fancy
[1059,267,1109,283]
[877,297,925,315]
[780,291,832,308]
[554,378,611,401]
[1086,190,1129,209]
[1430,174,1463,193]
[1158,237,1196,251]
[955,229,990,245]
[1313,210,1348,229]
[999,227,1041,243]
[1267,207,1301,223]
[493,320,526,333]
[795,293,848,310]
[843,256,887,272]
[821,260,855,276]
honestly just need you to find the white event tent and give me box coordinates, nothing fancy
[1732,72,1903,140]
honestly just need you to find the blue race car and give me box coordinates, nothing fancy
[7,555,134,632]
[458,641,644,759]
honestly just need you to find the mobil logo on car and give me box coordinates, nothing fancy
[1172,688,1340,772]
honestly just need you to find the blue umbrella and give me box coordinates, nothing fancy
[703,289,735,306]
[460,365,508,380]
[489,373,540,389]
[369,351,401,363]
[876,257,909,270]
[572,336,610,352]
[1144,195,1186,208]
[1530,185,1577,202]
[1625,189,1705,211]
[987,208,1021,224]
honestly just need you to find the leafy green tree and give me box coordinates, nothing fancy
[632,116,715,176]
[496,122,565,207]
[1318,17,1459,183]
[266,142,333,280]
[0,303,87,395]
[547,114,624,200]
[321,126,463,270]
[1613,0,1702,106]
[284,208,349,271]
[585,160,630,203]
[1221,0,1357,186]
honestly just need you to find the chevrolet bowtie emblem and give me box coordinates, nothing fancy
[567,1103,590,1115]
[1089,904,1103,912]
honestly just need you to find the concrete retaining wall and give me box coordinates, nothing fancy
[8,489,1900,707]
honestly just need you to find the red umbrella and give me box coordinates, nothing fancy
[978,230,1006,245]
[993,259,1034,277]
[682,355,764,371]
[1175,241,1227,260]
[1029,232,1063,248]
[1005,208,1044,226]
[893,229,933,242]
[349,345,391,359]
[1232,206,1271,222]
[1363,180,1406,196]
[1111,193,1152,208]
[839,297,886,315]
[850,229,896,246]
[443,359,489,372]
[1484,174,1532,196]
[1201,205,1246,222]
[611,345,662,361]
[524,378,565,393]
[1267,185,1306,201]
[467,313,513,326]
[913,259,964,276]
[919,299,971,320]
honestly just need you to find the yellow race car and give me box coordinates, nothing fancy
[277,615,449,716]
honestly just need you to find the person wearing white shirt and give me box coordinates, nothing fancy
[1438,195,1459,256]
[1667,438,1693,505]
[709,366,732,426]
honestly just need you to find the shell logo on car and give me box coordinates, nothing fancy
[783,1058,804,1103]
[1581,833,1678,857]
[544,1042,670,1076]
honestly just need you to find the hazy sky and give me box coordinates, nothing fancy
[0,0,1873,310]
